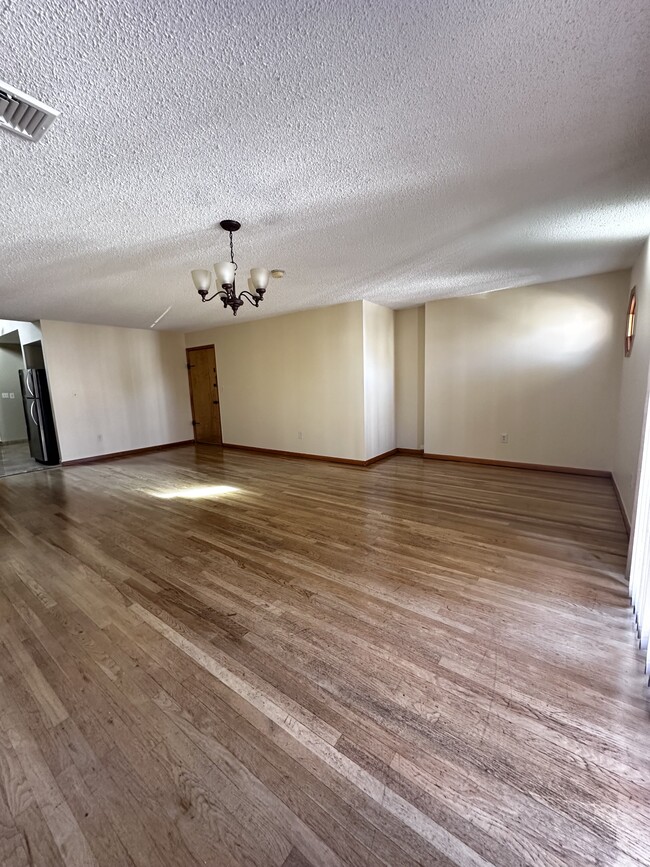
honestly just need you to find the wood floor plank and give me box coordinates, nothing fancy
[14,802,66,867]
[0,678,97,866]
[0,446,647,866]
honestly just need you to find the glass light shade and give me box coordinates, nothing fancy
[191,269,212,291]
[214,262,236,286]
[250,267,269,291]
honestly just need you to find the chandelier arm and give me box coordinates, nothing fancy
[239,290,261,307]
[200,290,229,303]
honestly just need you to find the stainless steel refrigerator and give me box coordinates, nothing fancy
[18,368,60,465]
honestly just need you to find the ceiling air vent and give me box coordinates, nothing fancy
[0,80,60,142]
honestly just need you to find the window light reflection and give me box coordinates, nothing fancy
[151,485,240,500]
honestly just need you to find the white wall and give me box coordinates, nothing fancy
[40,321,192,462]
[613,238,650,520]
[0,342,27,442]
[395,306,425,450]
[424,271,629,471]
[186,302,366,461]
[362,301,395,459]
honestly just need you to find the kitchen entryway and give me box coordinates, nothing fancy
[0,322,60,478]
[0,441,51,477]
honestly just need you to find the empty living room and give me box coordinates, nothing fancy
[1,1,649,865]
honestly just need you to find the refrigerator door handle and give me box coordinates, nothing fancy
[30,401,39,426]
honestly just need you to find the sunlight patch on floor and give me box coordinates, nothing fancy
[150,484,240,499]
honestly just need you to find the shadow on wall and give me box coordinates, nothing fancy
[83,329,187,450]
[477,288,615,370]
[425,271,629,469]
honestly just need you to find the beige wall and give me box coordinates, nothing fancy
[424,271,629,471]
[395,307,425,450]
[40,321,192,462]
[613,238,650,520]
[186,302,366,461]
[363,302,395,458]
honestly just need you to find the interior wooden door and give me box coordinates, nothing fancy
[186,345,222,444]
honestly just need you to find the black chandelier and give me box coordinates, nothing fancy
[191,220,282,316]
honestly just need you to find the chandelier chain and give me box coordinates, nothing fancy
[229,231,238,273]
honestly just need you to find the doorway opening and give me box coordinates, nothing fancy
[186,344,222,445]
[0,322,60,478]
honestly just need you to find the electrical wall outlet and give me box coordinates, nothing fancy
[500,433,509,444]
[1,393,8,399]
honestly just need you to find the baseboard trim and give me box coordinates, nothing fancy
[422,453,611,478]
[222,443,399,467]
[61,440,195,467]
[611,475,631,535]
[396,448,425,456]
[365,448,398,465]
[222,443,366,466]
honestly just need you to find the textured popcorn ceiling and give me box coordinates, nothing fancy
[0,0,649,331]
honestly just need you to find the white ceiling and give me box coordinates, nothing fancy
[0,0,648,332]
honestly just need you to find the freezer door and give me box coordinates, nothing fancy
[24,397,46,462]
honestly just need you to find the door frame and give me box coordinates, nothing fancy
[186,344,222,444]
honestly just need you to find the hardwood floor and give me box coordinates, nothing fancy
[0,445,647,867]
